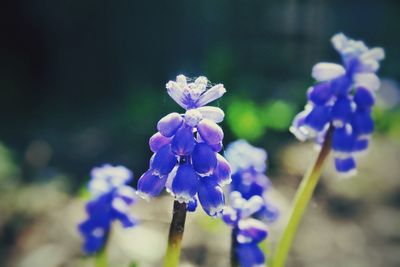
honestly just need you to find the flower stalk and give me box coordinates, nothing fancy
[163,200,187,267]
[94,247,108,267]
[230,228,239,267]
[272,126,333,267]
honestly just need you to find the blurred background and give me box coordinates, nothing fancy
[0,0,399,266]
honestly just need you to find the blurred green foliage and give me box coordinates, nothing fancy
[226,98,296,141]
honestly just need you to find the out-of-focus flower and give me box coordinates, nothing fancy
[290,33,385,176]
[224,141,278,266]
[225,140,278,222]
[78,164,137,254]
[223,192,269,267]
[137,75,231,217]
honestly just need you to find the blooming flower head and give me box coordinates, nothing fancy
[78,164,137,254]
[223,192,269,267]
[225,140,278,222]
[290,33,385,176]
[137,75,231,217]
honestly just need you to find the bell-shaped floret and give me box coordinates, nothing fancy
[304,105,331,132]
[237,218,268,244]
[307,83,334,105]
[157,112,183,137]
[149,132,172,153]
[332,126,355,157]
[197,175,225,217]
[352,109,374,136]
[197,119,224,145]
[171,126,195,156]
[236,243,265,267]
[354,87,375,108]
[214,153,232,186]
[334,157,356,176]
[192,143,217,174]
[150,144,177,176]
[171,163,199,203]
[331,97,353,127]
[137,169,168,200]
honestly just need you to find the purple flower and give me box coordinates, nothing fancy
[290,33,384,176]
[224,141,279,266]
[138,75,231,217]
[225,140,278,222]
[223,192,269,266]
[78,164,137,254]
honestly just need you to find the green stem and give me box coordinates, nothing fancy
[163,200,187,267]
[272,127,333,267]
[94,247,108,267]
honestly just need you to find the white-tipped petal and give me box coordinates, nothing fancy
[312,63,346,81]
[166,80,187,109]
[197,84,226,107]
[196,106,225,123]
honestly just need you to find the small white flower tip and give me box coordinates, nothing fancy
[312,62,346,81]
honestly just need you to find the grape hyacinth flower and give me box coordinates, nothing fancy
[78,164,137,254]
[224,140,278,267]
[290,33,385,176]
[137,74,231,217]
[225,140,278,222]
[273,35,386,267]
[223,192,269,267]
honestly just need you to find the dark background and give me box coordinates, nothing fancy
[1,0,399,188]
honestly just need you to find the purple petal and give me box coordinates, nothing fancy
[307,82,334,105]
[331,97,353,127]
[171,163,199,203]
[137,170,167,200]
[150,144,177,176]
[149,132,172,153]
[192,143,217,174]
[354,87,375,108]
[171,126,196,156]
[332,126,355,156]
[197,175,224,217]
[303,105,331,132]
[237,218,268,244]
[214,153,231,186]
[157,112,183,137]
[236,243,265,267]
[197,119,224,145]
[352,110,374,136]
[334,157,357,176]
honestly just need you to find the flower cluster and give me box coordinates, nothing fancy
[78,164,137,254]
[225,140,278,222]
[137,75,231,217]
[223,192,269,267]
[223,140,278,266]
[290,33,385,175]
